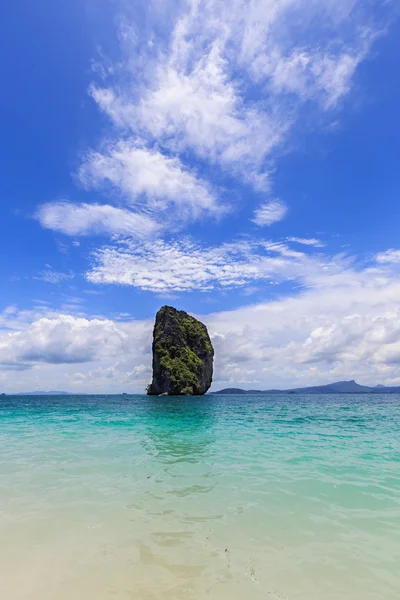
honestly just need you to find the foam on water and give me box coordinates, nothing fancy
[1,394,399,599]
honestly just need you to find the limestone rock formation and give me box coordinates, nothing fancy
[147,306,214,396]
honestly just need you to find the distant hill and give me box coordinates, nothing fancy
[212,380,400,395]
[12,391,71,396]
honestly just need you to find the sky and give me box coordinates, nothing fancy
[1,0,400,393]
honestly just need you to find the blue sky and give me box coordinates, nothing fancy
[1,0,400,392]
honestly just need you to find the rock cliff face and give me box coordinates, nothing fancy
[147,306,214,396]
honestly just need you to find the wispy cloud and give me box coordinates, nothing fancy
[90,0,383,190]
[86,236,360,292]
[286,237,325,248]
[35,0,387,241]
[34,268,75,284]
[36,202,159,238]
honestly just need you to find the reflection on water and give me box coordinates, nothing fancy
[143,396,217,464]
[1,394,400,600]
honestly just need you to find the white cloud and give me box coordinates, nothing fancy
[375,249,400,264]
[252,43,373,109]
[36,202,159,238]
[37,141,222,240]
[91,47,287,190]
[86,237,329,291]
[89,0,383,193]
[79,142,220,223]
[0,314,150,366]
[0,308,153,392]
[5,255,400,391]
[34,0,388,243]
[20,0,397,394]
[205,272,400,389]
[34,269,75,284]
[286,237,325,248]
[252,200,287,226]
[86,235,380,293]
[85,234,400,302]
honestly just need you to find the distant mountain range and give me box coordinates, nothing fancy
[2,380,399,396]
[212,380,400,395]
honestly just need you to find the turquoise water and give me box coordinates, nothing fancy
[1,394,399,600]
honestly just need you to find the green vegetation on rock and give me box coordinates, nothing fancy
[147,306,214,396]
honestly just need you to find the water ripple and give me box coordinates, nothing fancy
[0,393,399,599]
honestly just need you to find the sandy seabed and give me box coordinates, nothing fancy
[1,393,399,600]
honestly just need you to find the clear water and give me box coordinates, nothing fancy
[0,394,399,600]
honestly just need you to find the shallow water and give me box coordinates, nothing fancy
[0,394,399,599]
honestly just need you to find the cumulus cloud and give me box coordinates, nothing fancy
[0,313,151,367]
[205,275,400,389]
[4,256,400,391]
[252,200,288,226]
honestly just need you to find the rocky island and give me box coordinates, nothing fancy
[147,306,214,396]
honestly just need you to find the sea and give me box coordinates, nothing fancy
[0,393,399,600]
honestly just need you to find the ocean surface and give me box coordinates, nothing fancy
[1,394,399,600]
